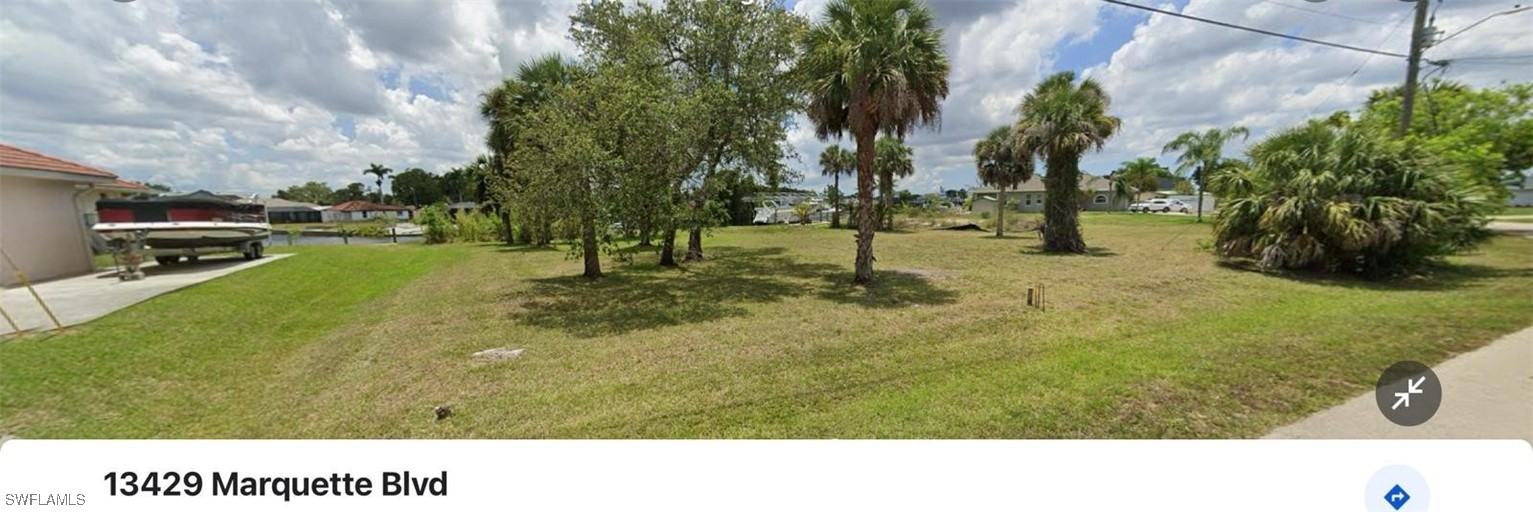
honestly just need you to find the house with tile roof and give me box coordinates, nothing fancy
[969,173,1129,215]
[322,200,414,222]
[0,143,150,285]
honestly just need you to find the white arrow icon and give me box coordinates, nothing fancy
[1391,376,1425,410]
[1390,491,1405,503]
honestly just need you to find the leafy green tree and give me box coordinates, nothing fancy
[391,167,443,206]
[481,54,578,245]
[573,0,802,265]
[275,181,335,205]
[507,64,618,279]
[818,145,855,229]
[1357,80,1533,199]
[1162,125,1248,222]
[1172,178,1196,195]
[973,125,1034,236]
[330,182,369,204]
[799,0,950,284]
[1014,71,1119,253]
[875,136,915,231]
[440,164,483,204]
[363,163,393,203]
[1212,120,1489,275]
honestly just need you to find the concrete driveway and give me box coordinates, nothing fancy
[1265,325,1533,442]
[1,254,291,334]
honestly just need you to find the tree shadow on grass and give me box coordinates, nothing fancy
[817,269,960,309]
[508,246,959,337]
[1019,244,1118,257]
[1214,260,1533,292]
[495,244,562,254]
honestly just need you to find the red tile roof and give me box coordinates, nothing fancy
[0,143,118,179]
[107,178,150,190]
[330,200,411,212]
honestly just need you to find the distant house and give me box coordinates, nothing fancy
[323,200,413,222]
[970,173,1128,214]
[447,201,480,216]
[0,143,149,285]
[1509,173,1533,207]
[258,197,323,224]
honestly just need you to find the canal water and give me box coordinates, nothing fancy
[267,233,424,246]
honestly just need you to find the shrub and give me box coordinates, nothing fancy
[418,204,453,244]
[1211,120,1491,275]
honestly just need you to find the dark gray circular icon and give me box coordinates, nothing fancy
[1374,361,1441,427]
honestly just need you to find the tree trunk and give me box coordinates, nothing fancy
[1195,164,1205,223]
[1042,154,1087,253]
[637,219,652,247]
[581,220,602,279]
[996,185,1007,237]
[658,225,677,267]
[499,210,513,244]
[684,228,703,262]
[830,174,842,229]
[854,129,877,284]
[879,169,893,231]
[516,212,533,244]
[538,220,552,246]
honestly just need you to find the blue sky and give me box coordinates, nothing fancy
[1,0,1528,197]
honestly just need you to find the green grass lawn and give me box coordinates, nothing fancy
[4,214,1531,438]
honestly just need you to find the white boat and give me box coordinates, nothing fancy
[92,221,271,249]
[92,190,271,261]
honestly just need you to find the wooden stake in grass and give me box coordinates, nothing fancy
[0,249,64,333]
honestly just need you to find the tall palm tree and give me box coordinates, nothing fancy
[363,163,392,203]
[799,0,950,284]
[1014,71,1120,253]
[875,136,915,230]
[1115,156,1168,203]
[973,125,1034,236]
[1162,125,1249,222]
[818,145,855,229]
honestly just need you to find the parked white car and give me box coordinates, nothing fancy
[1129,198,1190,213]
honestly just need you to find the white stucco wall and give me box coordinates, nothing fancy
[0,176,93,286]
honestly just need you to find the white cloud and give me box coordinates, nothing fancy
[1,0,1527,198]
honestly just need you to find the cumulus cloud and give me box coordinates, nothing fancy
[0,0,1527,197]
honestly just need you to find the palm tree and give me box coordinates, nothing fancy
[799,0,950,284]
[875,136,915,230]
[1014,71,1120,253]
[1212,120,1487,274]
[1162,125,1249,222]
[818,145,855,229]
[363,163,392,203]
[973,125,1034,235]
[1108,173,1133,212]
[479,54,575,245]
[1115,157,1169,203]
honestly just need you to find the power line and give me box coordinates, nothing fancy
[1101,0,1409,59]
[1444,54,1533,61]
[1258,0,1392,26]
[1305,12,1414,118]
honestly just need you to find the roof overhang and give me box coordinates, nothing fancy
[0,165,117,185]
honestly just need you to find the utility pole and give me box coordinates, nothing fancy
[1397,0,1431,138]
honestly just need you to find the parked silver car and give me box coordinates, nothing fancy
[1129,198,1190,213]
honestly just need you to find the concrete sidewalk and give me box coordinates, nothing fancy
[1265,326,1533,442]
[1,254,291,334]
